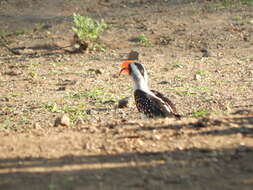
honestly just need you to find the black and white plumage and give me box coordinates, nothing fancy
[119,61,180,118]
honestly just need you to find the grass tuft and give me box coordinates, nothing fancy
[205,0,253,9]
[136,34,152,47]
[170,61,184,69]
[72,13,107,42]
[44,103,87,122]
[195,70,209,76]
[70,88,116,104]
[191,109,209,117]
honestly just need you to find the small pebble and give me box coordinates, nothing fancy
[54,114,70,127]
[200,48,210,57]
[118,97,130,108]
[127,50,139,60]
[194,74,202,81]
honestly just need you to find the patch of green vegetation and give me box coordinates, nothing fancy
[170,61,184,69]
[44,103,87,122]
[0,116,32,130]
[231,16,242,21]
[44,103,58,113]
[237,84,247,90]
[0,119,12,130]
[204,0,233,9]
[195,70,209,76]
[191,109,210,117]
[48,184,58,190]
[28,61,40,68]
[71,89,103,99]
[240,0,253,5]
[49,61,67,68]
[27,71,37,78]
[0,28,30,38]
[191,8,201,15]
[14,29,26,36]
[10,93,24,97]
[72,13,107,42]
[168,85,211,95]
[89,43,106,52]
[70,88,116,104]
[175,74,185,79]
[136,34,152,47]
[63,176,75,185]
[205,0,253,9]
[0,30,8,37]
[221,0,234,7]
[205,3,221,9]
[61,105,86,121]
[237,60,245,65]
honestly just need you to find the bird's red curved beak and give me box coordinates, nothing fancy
[119,60,132,75]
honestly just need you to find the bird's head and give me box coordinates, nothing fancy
[119,60,149,91]
[119,61,147,78]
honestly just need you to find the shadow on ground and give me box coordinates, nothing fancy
[1,146,253,190]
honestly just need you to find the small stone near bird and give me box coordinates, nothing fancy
[57,86,66,91]
[200,48,210,57]
[194,74,202,81]
[118,97,130,108]
[127,51,139,60]
[54,114,70,127]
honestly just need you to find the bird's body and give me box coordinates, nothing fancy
[119,61,180,119]
[134,89,180,118]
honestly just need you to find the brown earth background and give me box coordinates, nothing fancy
[0,0,253,190]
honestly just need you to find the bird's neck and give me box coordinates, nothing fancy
[132,77,150,93]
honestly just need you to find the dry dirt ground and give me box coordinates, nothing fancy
[0,0,253,189]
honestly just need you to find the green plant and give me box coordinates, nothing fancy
[27,71,37,78]
[175,74,185,79]
[61,105,86,121]
[89,43,106,52]
[168,84,212,97]
[28,62,39,68]
[205,0,253,9]
[44,103,87,122]
[72,13,107,42]
[170,61,184,69]
[71,89,104,100]
[195,70,209,76]
[240,0,253,4]
[231,16,242,21]
[70,88,116,103]
[48,184,58,190]
[14,29,25,36]
[137,34,152,47]
[191,109,209,117]
[220,0,233,7]
[44,103,58,113]
[205,4,220,9]
[0,30,8,37]
[10,93,24,97]
[0,116,32,130]
[237,60,245,65]
[204,0,232,9]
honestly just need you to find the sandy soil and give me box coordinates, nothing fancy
[0,0,253,189]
